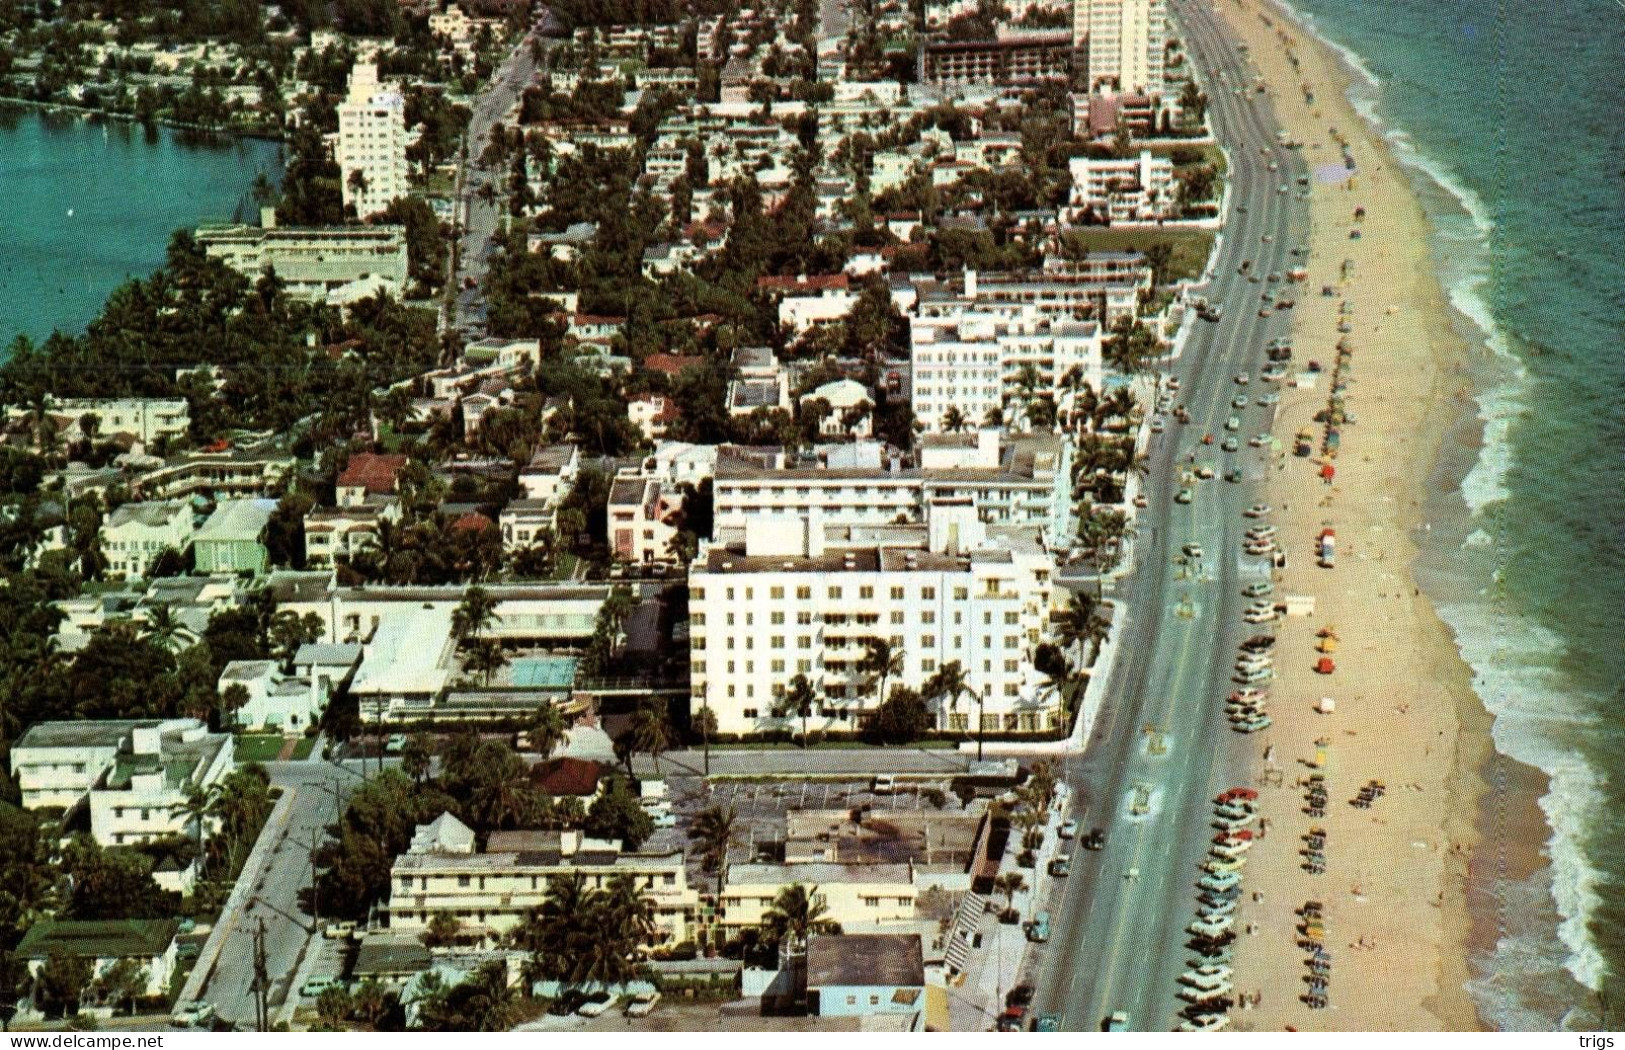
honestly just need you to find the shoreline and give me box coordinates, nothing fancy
[1199,0,1540,1030]
[0,96,285,143]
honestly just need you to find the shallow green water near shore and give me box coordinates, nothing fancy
[0,105,281,347]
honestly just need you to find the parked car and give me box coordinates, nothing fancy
[1027,911,1052,943]
[1050,854,1072,877]
[301,976,344,998]
[384,734,407,754]
[625,991,662,1017]
[577,992,616,1017]
[170,1000,215,1028]
[1058,819,1078,839]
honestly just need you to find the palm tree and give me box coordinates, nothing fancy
[687,805,738,898]
[628,700,671,774]
[600,585,637,641]
[400,734,434,784]
[526,703,569,760]
[860,638,904,710]
[1054,593,1099,669]
[993,871,1027,917]
[941,406,967,433]
[761,883,840,955]
[140,602,186,652]
[776,673,819,747]
[462,637,509,686]
[929,660,984,761]
[167,782,217,877]
[452,585,499,645]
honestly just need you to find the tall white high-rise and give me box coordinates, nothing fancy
[1073,0,1167,97]
[337,62,408,220]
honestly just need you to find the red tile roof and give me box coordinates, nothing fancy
[642,353,705,376]
[337,453,408,495]
[529,757,607,797]
[755,274,850,292]
[451,511,494,533]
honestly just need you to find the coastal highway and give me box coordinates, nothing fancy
[1030,0,1311,1032]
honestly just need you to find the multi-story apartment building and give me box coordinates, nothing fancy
[717,862,919,935]
[100,500,194,579]
[385,814,698,944]
[27,397,190,446]
[11,719,233,892]
[909,313,1104,433]
[688,503,1059,736]
[198,218,409,302]
[129,448,296,501]
[337,62,407,220]
[608,473,683,566]
[1073,0,1168,97]
[1067,150,1178,223]
[922,31,1073,85]
[710,432,1074,544]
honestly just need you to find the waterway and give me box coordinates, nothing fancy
[0,105,282,348]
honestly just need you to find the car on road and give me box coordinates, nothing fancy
[1166,376,1181,391]
[1267,271,1283,283]
[1235,373,1250,385]
[1248,434,1270,449]
[1083,827,1107,850]
[1258,392,1280,406]
[1225,468,1243,483]
[1224,415,1241,431]
[1176,487,1194,504]
[1221,436,1240,452]
[1049,854,1072,877]
[1150,417,1166,433]
[1236,203,1248,213]
[1194,465,1216,480]
[1242,581,1274,598]
[1278,184,1289,194]
[171,1000,215,1028]
[1245,504,1272,517]
[1105,1011,1130,1032]
[1182,543,1205,560]
[1243,605,1277,624]
[1027,911,1052,943]
[625,991,662,1017]
[301,976,345,998]
[1258,306,1274,317]
[1267,162,1278,172]
[1059,819,1078,839]
[1232,395,1249,409]
[578,992,616,1017]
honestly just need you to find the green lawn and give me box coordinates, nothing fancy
[1059,227,1217,284]
[234,733,310,763]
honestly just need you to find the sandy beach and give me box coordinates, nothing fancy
[1201,0,1502,1030]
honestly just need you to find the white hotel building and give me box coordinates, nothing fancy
[909,312,1105,434]
[688,503,1061,736]
[337,62,408,219]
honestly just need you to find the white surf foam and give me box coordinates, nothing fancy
[1435,598,1610,992]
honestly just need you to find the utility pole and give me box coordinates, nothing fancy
[251,916,270,1033]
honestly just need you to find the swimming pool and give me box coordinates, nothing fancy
[508,656,578,689]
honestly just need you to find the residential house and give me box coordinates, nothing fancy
[192,498,276,576]
[608,473,683,566]
[799,379,873,439]
[806,934,925,1021]
[100,500,194,579]
[16,919,181,1000]
[627,393,681,441]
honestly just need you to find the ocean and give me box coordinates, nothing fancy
[1270,0,1625,1030]
[0,106,282,347]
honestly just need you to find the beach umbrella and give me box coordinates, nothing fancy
[1315,657,1335,675]
[1320,464,1336,481]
